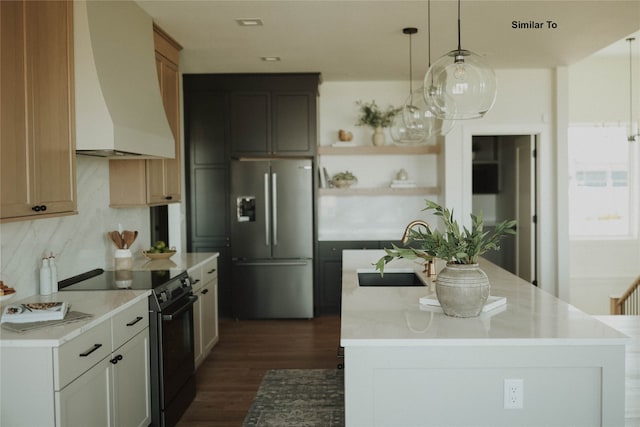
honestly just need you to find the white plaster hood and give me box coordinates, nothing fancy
[74,0,174,159]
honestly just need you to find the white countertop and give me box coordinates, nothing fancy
[340,250,629,347]
[0,290,150,347]
[129,252,219,272]
[0,252,219,348]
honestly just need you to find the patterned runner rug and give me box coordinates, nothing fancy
[242,369,344,427]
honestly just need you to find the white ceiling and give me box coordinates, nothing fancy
[136,0,640,80]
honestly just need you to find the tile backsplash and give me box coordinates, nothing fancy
[0,157,150,299]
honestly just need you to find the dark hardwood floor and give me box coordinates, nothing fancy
[177,315,342,427]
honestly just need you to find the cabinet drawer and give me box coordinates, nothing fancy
[112,298,149,350]
[202,257,218,283]
[188,264,204,291]
[55,320,111,390]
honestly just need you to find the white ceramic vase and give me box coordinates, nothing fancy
[372,126,385,146]
[435,263,490,317]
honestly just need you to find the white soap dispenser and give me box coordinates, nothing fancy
[40,258,52,295]
[49,253,58,293]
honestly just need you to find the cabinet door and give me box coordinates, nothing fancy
[191,166,229,242]
[193,289,204,367]
[56,357,112,427]
[1,0,76,220]
[147,54,181,205]
[319,259,343,315]
[28,0,76,215]
[112,331,151,427]
[272,92,315,155]
[0,0,32,218]
[230,92,270,155]
[201,280,218,355]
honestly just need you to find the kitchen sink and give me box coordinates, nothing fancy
[357,272,425,287]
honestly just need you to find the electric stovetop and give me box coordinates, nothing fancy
[59,268,185,291]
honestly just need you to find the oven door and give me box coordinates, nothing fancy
[160,295,197,410]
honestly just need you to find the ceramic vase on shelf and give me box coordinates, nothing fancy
[435,263,490,318]
[372,126,385,146]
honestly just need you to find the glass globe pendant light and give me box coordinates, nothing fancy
[390,27,427,145]
[404,0,455,138]
[423,0,497,120]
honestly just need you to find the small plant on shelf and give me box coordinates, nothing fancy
[331,171,358,188]
[355,100,400,129]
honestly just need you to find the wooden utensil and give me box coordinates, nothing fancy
[108,231,124,249]
[122,230,138,249]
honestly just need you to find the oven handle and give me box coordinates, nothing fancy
[162,295,197,321]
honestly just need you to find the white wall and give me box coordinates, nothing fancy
[317,81,441,241]
[317,70,563,297]
[0,157,150,299]
[442,69,560,296]
[567,54,640,314]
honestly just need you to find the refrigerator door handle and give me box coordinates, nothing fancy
[272,172,278,246]
[264,172,270,246]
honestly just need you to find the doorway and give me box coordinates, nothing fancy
[471,134,538,284]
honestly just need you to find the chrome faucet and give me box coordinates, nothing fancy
[400,220,436,277]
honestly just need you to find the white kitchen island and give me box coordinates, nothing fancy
[340,250,629,427]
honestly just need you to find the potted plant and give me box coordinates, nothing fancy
[376,200,516,317]
[355,100,401,146]
[331,171,358,188]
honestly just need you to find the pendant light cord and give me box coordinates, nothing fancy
[427,0,431,66]
[457,0,462,52]
[630,38,634,134]
[409,31,413,93]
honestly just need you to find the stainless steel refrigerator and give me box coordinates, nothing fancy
[230,158,314,318]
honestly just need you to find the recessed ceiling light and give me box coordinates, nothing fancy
[261,57,281,62]
[236,18,263,27]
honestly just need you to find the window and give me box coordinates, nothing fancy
[568,124,637,238]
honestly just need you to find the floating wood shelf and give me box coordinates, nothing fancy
[318,144,441,155]
[318,187,440,196]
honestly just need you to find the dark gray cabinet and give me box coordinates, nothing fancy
[184,88,231,316]
[230,92,270,155]
[184,73,319,317]
[316,241,392,315]
[229,90,316,156]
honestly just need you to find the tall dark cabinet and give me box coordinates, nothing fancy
[184,73,319,317]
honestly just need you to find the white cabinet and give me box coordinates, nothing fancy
[110,300,151,427]
[111,330,150,427]
[189,256,219,368]
[0,297,150,427]
[56,298,150,427]
[56,356,112,427]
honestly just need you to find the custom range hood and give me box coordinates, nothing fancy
[75,0,174,159]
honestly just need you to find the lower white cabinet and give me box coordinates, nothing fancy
[112,329,151,427]
[190,256,219,368]
[56,355,112,427]
[56,298,150,427]
[0,297,150,427]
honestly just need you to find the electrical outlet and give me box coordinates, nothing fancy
[504,379,524,409]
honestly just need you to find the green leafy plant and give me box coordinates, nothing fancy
[332,171,357,181]
[355,100,400,128]
[376,200,517,273]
